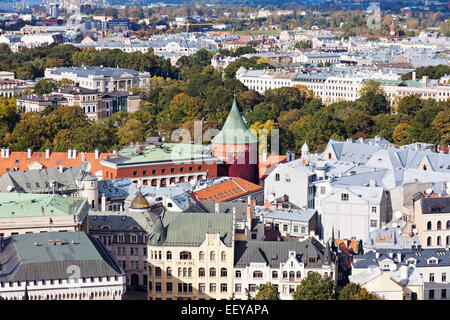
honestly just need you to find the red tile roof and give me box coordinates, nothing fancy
[0,151,112,178]
[191,177,262,202]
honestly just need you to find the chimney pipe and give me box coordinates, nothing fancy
[1,148,4,159]
[95,148,99,160]
[215,202,219,214]
[72,148,77,159]
[27,148,32,159]
[68,148,72,159]
[412,71,416,81]
[101,193,106,212]
[45,148,50,159]
[6,148,9,158]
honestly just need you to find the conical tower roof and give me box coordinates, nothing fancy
[130,190,150,210]
[211,97,258,145]
[149,218,167,246]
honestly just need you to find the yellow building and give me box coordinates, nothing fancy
[147,211,235,300]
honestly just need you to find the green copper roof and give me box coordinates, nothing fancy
[0,193,87,218]
[101,143,215,168]
[148,211,233,247]
[211,97,258,145]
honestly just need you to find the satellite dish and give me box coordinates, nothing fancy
[397,229,401,234]
[413,228,418,234]
[392,223,397,229]
[267,194,275,202]
[395,211,402,220]
[81,161,91,173]
[425,188,433,194]
[6,185,13,192]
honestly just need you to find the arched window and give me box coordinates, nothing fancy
[178,268,182,277]
[198,268,205,278]
[155,267,161,278]
[447,221,450,230]
[427,236,432,247]
[296,271,301,279]
[180,251,192,260]
[210,251,216,262]
[199,251,205,262]
[328,153,332,159]
[289,271,295,280]
[437,236,442,246]
[166,251,172,260]
[221,251,226,262]
[166,267,172,278]
[324,272,328,277]
[210,268,216,278]
[220,268,227,278]
[283,271,288,279]
[447,236,450,245]
[427,221,432,230]
[437,221,442,230]
[423,165,427,171]
[183,268,187,278]
[235,270,241,278]
[253,271,263,278]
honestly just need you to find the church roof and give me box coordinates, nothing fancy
[211,97,258,145]
[130,190,150,209]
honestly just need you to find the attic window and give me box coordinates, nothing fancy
[428,259,438,264]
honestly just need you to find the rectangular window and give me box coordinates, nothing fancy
[320,186,326,195]
[235,284,241,292]
[442,289,447,299]
[341,193,349,201]
[199,283,205,294]
[442,273,447,282]
[283,224,288,232]
[371,206,377,213]
[166,282,172,293]
[430,273,435,282]
[429,290,435,299]
[294,225,299,233]
[209,283,216,293]
[275,173,280,181]
[370,220,378,228]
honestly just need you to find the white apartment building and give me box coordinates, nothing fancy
[233,238,336,300]
[44,66,151,93]
[0,232,126,300]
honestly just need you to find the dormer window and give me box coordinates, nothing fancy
[428,258,438,264]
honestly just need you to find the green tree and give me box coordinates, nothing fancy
[254,283,280,300]
[33,79,59,95]
[358,80,390,115]
[338,282,379,300]
[293,272,336,300]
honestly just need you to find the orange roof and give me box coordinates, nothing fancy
[0,151,112,178]
[259,154,301,179]
[191,177,263,202]
[335,238,359,253]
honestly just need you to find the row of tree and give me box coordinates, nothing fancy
[251,272,379,300]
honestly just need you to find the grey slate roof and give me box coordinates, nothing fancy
[193,201,249,221]
[234,237,330,268]
[419,196,450,214]
[0,166,82,193]
[353,248,450,269]
[89,209,159,234]
[0,232,123,282]
[47,66,141,78]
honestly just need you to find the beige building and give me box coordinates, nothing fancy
[0,193,89,239]
[350,266,424,300]
[147,211,234,300]
[411,193,450,248]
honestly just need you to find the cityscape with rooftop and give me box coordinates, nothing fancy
[0,0,447,308]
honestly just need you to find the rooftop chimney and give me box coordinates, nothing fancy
[72,148,77,159]
[45,148,50,159]
[412,71,416,81]
[27,148,32,159]
[215,202,219,214]
[5,148,9,159]
[1,148,4,159]
[59,165,63,173]
[95,148,99,160]
[67,148,72,159]
[422,75,428,84]
[262,150,267,163]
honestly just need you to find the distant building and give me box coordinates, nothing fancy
[233,238,336,300]
[44,66,151,93]
[0,193,89,237]
[0,232,126,300]
[350,247,450,300]
[89,192,163,290]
